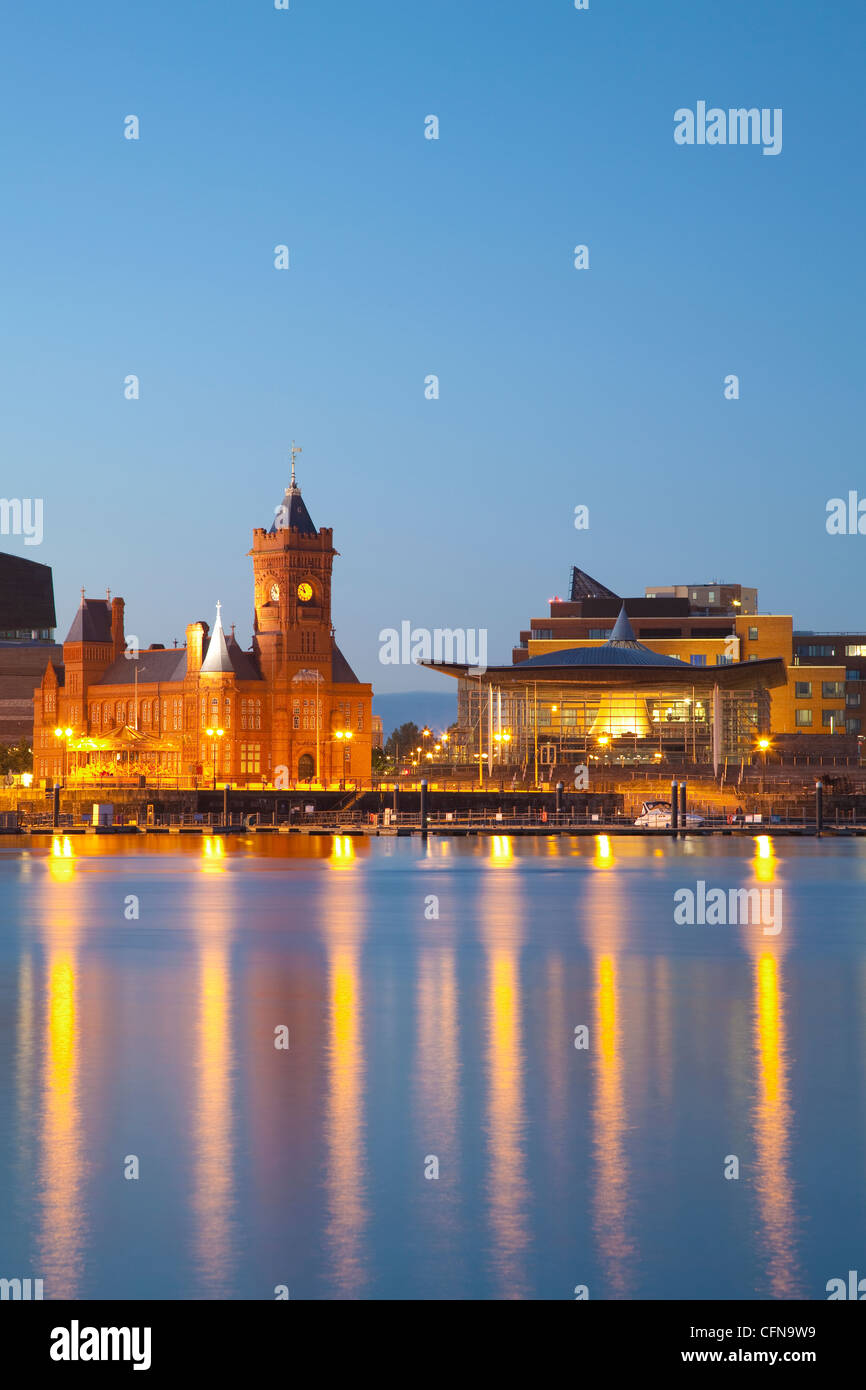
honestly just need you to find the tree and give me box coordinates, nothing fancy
[385,722,421,760]
[371,746,392,773]
[0,740,33,775]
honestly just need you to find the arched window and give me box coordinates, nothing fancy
[298,752,315,780]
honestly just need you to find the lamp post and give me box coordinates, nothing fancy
[53,726,73,785]
[334,729,353,786]
[205,727,224,789]
[757,736,770,793]
[493,729,512,762]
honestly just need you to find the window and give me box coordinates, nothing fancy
[847,693,861,707]
[292,698,300,730]
[173,698,183,731]
[240,744,261,775]
[241,698,261,730]
[801,645,834,658]
[795,709,813,726]
[715,654,733,665]
[847,670,861,682]
[823,709,844,727]
[587,629,609,639]
[748,655,758,662]
[847,718,862,733]
[748,627,758,641]
[690,654,707,666]
[356,702,364,731]
[707,591,715,604]
[845,645,866,657]
[224,697,231,729]
[822,682,845,699]
[794,682,812,699]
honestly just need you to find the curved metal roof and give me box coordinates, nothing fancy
[520,644,693,670]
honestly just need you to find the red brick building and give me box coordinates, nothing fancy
[33,466,373,786]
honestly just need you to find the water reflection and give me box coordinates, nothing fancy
[744,838,801,1297]
[322,853,368,1296]
[584,863,636,1297]
[481,854,529,1298]
[191,872,236,1295]
[415,915,461,1279]
[37,896,86,1298]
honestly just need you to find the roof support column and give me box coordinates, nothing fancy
[712,683,722,776]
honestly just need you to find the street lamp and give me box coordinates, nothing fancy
[334,729,353,786]
[205,727,224,789]
[757,736,770,792]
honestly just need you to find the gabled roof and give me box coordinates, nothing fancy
[569,567,620,602]
[332,644,360,684]
[65,596,113,644]
[98,648,188,686]
[226,631,262,681]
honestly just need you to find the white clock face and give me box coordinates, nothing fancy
[269,583,280,601]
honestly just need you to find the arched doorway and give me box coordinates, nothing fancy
[298,753,315,781]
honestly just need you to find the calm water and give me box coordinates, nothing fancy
[0,831,864,1301]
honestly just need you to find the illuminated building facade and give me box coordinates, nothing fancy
[32,462,372,786]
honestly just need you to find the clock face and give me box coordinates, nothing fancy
[269,583,280,601]
[297,582,313,603]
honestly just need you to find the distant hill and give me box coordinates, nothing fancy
[372,691,458,740]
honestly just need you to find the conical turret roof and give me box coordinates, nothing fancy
[200,602,233,674]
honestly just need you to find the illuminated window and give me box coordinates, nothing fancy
[240,744,261,774]
[795,709,812,726]
[748,627,758,641]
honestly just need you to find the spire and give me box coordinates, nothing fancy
[269,444,317,536]
[200,601,233,674]
[605,603,641,647]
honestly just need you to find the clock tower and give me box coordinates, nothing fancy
[247,446,372,785]
[250,445,336,683]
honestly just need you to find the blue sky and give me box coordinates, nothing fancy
[1,0,864,693]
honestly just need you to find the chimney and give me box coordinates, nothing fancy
[186,621,207,673]
[111,597,125,658]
